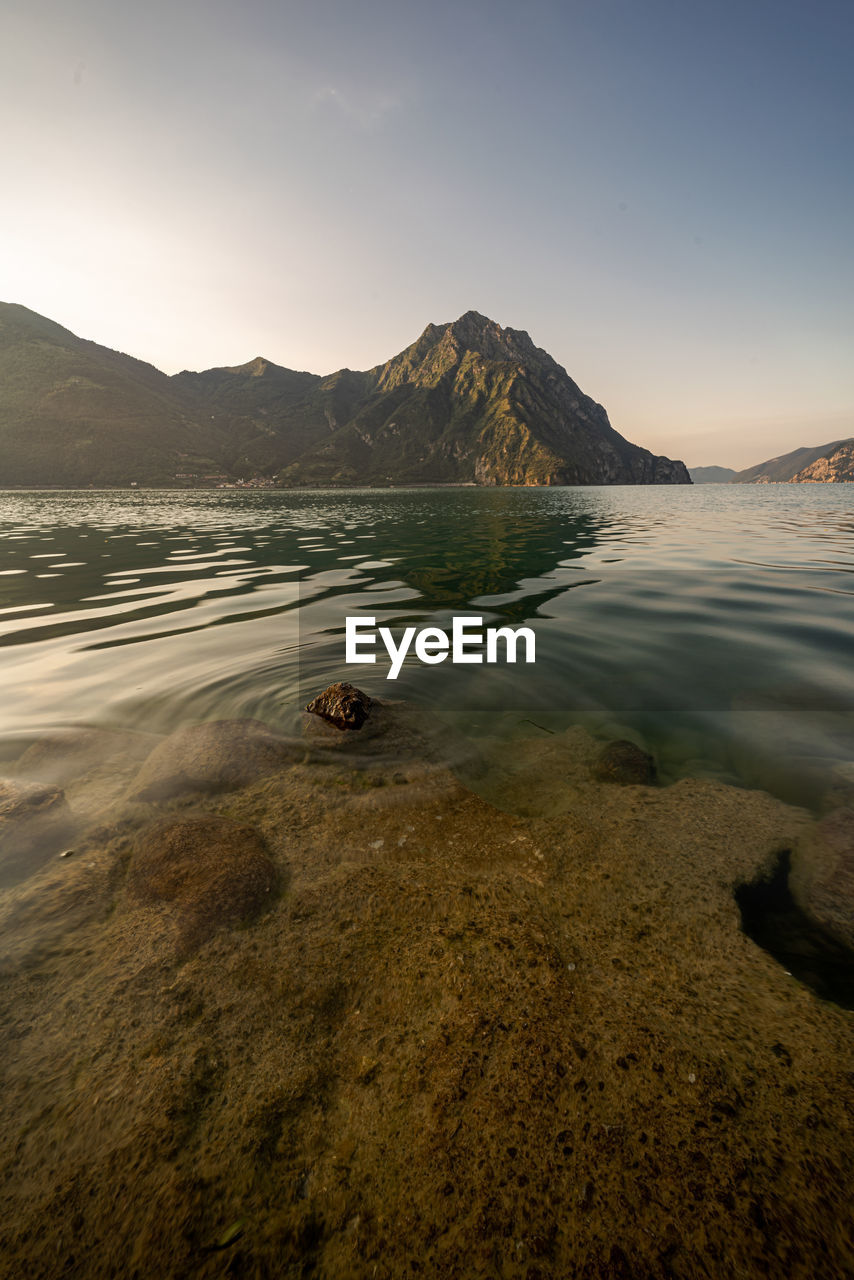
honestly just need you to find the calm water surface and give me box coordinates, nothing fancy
[2,485,854,806]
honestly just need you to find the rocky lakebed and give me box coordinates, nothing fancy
[0,687,853,1278]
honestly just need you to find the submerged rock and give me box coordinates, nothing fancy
[592,739,657,786]
[15,727,157,785]
[790,807,854,951]
[129,718,300,801]
[0,778,74,887]
[127,815,279,950]
[818,761,854,814]
[305,682,373,731]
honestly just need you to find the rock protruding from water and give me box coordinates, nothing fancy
[129,719,300,801]
[592,739,657,786]
[790,808,854,951]
[305,682,373,731]
[127,816,279,950]
[0,778,74,887]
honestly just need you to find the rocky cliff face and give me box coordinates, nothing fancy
[731,438,854,484]
[790,440,854,482]
[274,311,691,486]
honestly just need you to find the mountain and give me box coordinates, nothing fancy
[689,465,736,483]
[266,312,690,486]
[730,439,853,484]
[171,359,372,478]
[787,440,854,483]
[0,303,691,487]
[0,303,229,486]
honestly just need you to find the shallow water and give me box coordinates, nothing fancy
[1,484,854,806]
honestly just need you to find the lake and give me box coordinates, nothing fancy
[3,483,854,1278]
[2,484,854,808]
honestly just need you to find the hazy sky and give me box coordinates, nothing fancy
[2,0,852,468]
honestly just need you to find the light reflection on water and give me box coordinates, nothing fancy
[1,485,854,806]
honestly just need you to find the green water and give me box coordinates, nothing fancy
[2,484,854,806]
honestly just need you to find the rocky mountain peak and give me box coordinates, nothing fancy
[228,356,272,377]
[443,311,539,364]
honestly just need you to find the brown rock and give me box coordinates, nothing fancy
[0,778,74,888]
[15,727,157,785]
[129,719,299,801]
[126,816,279,950]
[305,682,374,731]
[592,739,657,786]
[790,808,854,951]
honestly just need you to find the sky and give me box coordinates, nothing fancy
[1,0,852,469]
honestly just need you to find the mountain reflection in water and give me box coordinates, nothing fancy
[1,484,854,808]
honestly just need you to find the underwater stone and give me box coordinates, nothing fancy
[790,807,854,952]
[127,815,279,950]
[592,740,657,786]
[0,778,74,887]
[129,719,300,801]
[16,728,157,785]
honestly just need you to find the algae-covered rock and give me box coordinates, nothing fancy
[305,682,373,731]
[127,815,279,950]
[129,718,299,801]
[0,778,74,887]
[790,807,854,951]
[592,739,657,786]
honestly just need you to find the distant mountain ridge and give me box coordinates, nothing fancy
[731,439,854,484]
[689,465,737,483]
[0,302,231,486]
[0,302,690,487]
[789,440,854,482]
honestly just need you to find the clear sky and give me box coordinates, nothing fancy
[2,0,852,469]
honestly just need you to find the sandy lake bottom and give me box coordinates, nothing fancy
[0,696,852,1279]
